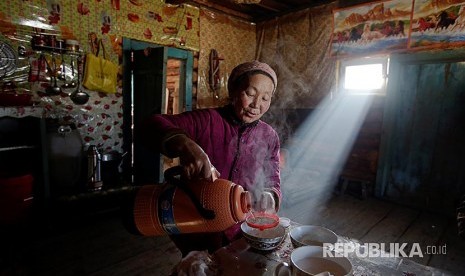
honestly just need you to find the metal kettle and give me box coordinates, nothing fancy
[87,145,102,191]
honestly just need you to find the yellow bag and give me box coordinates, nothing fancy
[82,39,118,94]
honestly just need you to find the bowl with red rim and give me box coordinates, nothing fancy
[241,220,285,251]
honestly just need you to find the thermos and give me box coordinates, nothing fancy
[87,145,102,191]
[128,167,252,236]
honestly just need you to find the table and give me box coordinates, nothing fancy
[211,222,451,276]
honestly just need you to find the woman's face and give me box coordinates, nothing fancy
[232,73,274,124]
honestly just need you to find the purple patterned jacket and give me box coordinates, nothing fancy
[143,105,281,238]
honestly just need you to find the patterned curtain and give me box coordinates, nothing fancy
[256,3,338,109]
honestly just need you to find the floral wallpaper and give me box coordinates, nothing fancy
[196,8,256,108]
[0,0,200,152]
[1,1,260,152]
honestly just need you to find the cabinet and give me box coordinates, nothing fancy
[0,107,49,223]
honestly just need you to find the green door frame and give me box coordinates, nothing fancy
[122,39,193,112]
[122,38,193,183]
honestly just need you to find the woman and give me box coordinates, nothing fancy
[142,60,281,256]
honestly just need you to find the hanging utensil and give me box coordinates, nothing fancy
[57,53,66,81]
[46,54,62,95]
[71,56,75,76]
[69,57,77,88]
[209,49,223,99]
[61,56,77,89]
[0,41,17,79]
[70,55,89,105]
[70,87,90,105]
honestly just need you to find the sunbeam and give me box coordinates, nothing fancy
[280,91,376,213]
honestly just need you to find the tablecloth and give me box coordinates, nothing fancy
[211,222,451,276]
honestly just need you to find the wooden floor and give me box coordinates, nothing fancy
[1,187,464,275]
[279,187,465,276]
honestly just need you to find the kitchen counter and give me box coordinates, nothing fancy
[0,106,44,118]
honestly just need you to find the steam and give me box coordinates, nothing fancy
[266,65,370,205]
[252,4,352,218]
[255,83,375,218]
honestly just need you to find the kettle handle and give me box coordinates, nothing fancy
[164,166,216,220]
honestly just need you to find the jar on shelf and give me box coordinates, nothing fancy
[65,39,80,52]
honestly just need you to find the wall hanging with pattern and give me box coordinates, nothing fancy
[409,0,465,50]
[331,0,413,58]
[331,0,465,58]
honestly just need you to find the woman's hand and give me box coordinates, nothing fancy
[164,134,219,181]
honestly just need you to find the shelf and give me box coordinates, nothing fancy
[31,45,83,56]
[0,145,36,152]
[0,106,44,118]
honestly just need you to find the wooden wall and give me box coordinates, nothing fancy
[196,8,256,108]
[376,51,465,215]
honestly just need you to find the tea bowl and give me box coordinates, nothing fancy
[275,245,352,276]
[290,225,338,248]
[241,221,285,251]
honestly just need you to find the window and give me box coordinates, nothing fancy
[339,56,389,95]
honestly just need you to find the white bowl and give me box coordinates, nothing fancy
[286,245,352,276]
[290,225,338,248]
[241,221,285,251]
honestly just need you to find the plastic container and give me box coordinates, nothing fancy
[131,167,252,236]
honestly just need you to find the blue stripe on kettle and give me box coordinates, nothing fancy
[158,186,181,234]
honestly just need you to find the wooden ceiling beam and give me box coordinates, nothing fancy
[256,0,292,12]
[165,0,253,21]
[255,0,337,22]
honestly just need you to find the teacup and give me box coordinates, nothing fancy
[290,225,338,248]
[274,246,352,276]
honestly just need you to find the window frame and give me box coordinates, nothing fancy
[338,56,389,96]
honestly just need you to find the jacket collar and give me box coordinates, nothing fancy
[220,104,260,128]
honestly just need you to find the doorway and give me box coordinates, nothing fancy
[122,38,193,184]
